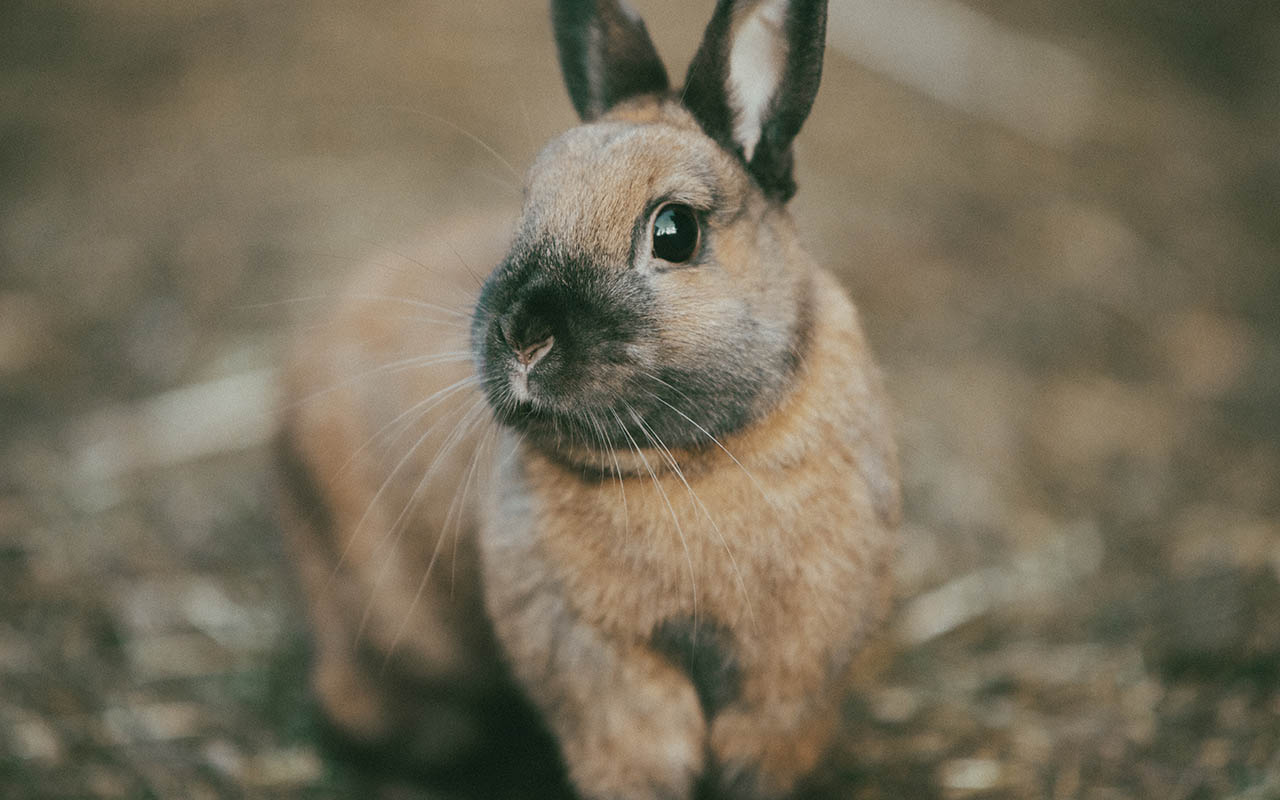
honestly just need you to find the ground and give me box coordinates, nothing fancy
[1,1,1278,798]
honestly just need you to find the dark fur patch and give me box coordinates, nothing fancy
[651,616,740,717]
[680,0,736,162]
[781,270,815,379]
[474,231,805,461]
[553,0,669,120]
[473,242,656,446]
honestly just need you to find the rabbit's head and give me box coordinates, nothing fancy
[473,0,830,454]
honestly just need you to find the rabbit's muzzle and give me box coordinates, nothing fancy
[472,249,655,442]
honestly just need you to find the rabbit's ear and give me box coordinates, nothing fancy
[551,0,670,121]
[682,0,827,201]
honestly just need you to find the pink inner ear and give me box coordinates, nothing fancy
[727,0,789,161]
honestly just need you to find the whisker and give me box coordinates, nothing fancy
[431,232,486,290]
[242,290,474,322]
[452,420,498,594]
[356,398,489,639]
[233,293,345,312]
[324,389,476,591]
[385,411,494,665]
[367,104,522,184]
[611,406,698,631]
[586,409,628,538]
[626,401,755,630]
[343,293,473,320]
[347,235,486,306]
[333,374,480,479]
[283,351,473,417]
[637,373,784,519]
[284,317,470,348]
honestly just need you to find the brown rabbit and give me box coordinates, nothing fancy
[277,0,899,798]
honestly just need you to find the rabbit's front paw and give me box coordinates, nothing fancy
[709,704,836,800]
[560,677,706,800]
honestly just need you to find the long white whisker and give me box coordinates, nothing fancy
[452,420,497,593]
[356,398,490,638]
[432,232,486,290]
[287,316,470,346]
[587,409,628,539]
[385,412,493,664]
[368,104,521,183]
[637,373,783,519]
[344,293,473,320]
[626,401,756,630]
[325,392,471,592]
[333,374,479,479]
[246,290,474,322]
[612,406,697,631]
[283,351,473,417]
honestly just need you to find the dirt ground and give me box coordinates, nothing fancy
[2,1,1278,798]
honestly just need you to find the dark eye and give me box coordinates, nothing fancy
[651,203,700,264]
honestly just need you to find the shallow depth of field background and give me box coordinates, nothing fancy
[2,1,1278,797]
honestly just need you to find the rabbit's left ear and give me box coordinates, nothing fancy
[551,0,670,121]
[682,0,828,202]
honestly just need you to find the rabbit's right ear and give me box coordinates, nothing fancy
[682,0,828,202]
[551,0,670,121]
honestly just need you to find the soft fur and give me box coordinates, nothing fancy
[278,1,899,798]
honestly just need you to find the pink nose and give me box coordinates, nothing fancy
[514,335,554,369]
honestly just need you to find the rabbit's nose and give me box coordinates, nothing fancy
[514,335,554,369]
[500,316,555,370]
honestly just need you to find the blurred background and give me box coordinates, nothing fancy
[2,0,1278,797]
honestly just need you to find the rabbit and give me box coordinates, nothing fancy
[277,0,900,798]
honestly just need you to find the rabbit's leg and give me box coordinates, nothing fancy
[487,583,706,800]
[709,686,840,800]
[277,466,392,742]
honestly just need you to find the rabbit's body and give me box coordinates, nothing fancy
[279,2,899,798]
[482,261,897,799]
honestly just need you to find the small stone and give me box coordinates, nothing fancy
[126,632,232,679]
[0,624,37,673]
[1170,506,1279,574]
[1198,737,1233,770]
[85,765,130,798]
[1011,721,1054,764]
[908,731,948,759]
[939,757,1003,792]
[1158,309,1253,399]
[133,701,202,740]
[12,716,62,763]
[203,739,246,780]
[1217,694,1250,729]
[1052,760,1081,800]
[102,701,204,743]
[244,746,325,788]
[1085,789,1130,800]
[870,686,922,724]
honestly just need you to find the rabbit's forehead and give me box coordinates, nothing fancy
[521,122,735,260]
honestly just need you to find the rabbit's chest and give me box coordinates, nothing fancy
[533,468,822,639]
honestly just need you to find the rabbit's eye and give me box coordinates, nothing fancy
[651,203,699,264]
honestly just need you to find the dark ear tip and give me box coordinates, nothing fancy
[551,0,670,121]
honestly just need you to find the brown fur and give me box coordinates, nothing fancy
[481,263,897,799]
[278,2,899,797]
